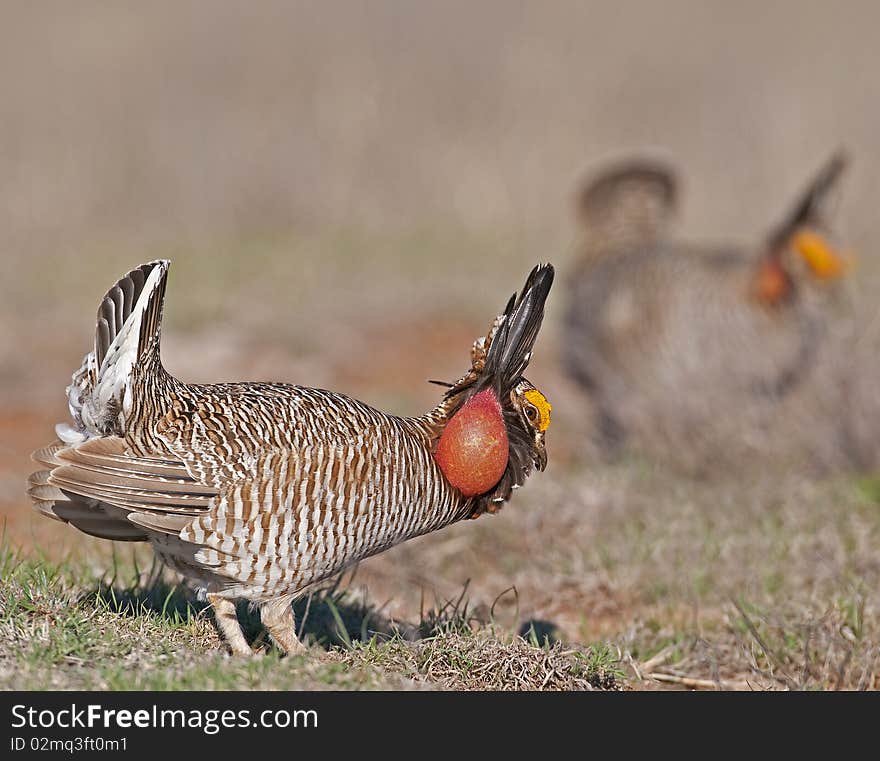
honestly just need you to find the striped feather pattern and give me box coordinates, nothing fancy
[29,260,554,611]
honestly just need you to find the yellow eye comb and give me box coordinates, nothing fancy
[792,229,853,280]
[524,389,552,432]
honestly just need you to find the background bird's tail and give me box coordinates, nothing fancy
[577,159,679,256]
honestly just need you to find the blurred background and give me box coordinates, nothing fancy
[2,2,879,686]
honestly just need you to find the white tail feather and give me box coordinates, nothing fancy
[64,260,169,440]
[92,262,166,416]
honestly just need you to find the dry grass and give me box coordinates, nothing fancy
[0,547,622,691]
[335,633,622,691]
[3,451,878,691]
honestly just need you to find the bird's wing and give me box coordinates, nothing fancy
[31,436,218,541]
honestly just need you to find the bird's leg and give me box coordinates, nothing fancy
[260,596,306,655]
[207,593,253,656]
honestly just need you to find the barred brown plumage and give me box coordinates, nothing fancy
[27,260,554,655]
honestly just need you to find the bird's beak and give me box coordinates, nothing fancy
[534,436,548,472]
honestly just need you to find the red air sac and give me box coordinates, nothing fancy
[435,389,509,497]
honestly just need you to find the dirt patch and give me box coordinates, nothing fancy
[0,409,63,548]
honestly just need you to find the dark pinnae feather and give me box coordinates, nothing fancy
[767,151,848,250]
[484,264,555,391]
[460,264,554,514]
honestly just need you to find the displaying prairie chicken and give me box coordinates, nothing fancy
[28,261,554,655]
[563,153,851,466]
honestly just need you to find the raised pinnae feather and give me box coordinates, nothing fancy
[484,263,555,390]
[767,151,848,250]
[440,264,554,406]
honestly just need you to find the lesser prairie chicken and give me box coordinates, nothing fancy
[563,153,851,465]
[28,261,554,654]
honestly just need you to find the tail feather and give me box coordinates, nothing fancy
[64,260,170,442]
[94,261,165,371]
[577,158,678,254]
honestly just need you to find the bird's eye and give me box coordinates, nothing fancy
[523,388,551,432]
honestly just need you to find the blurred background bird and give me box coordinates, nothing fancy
[562,153,855,474]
